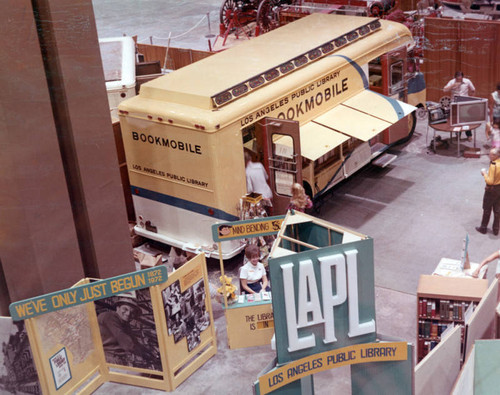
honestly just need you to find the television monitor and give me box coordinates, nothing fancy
[450,96,488,126]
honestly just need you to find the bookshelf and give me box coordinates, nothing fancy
[417,275,488,363]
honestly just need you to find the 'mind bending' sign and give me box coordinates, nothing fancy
[212,215,285,242]
[9,266,168,321]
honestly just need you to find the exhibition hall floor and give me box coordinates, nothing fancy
[91,1,498,393]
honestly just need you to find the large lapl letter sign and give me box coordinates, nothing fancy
[270,238,376,365]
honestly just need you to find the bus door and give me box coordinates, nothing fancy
[256,117,302,215]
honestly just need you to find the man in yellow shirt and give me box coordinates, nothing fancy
[476,148,500,235]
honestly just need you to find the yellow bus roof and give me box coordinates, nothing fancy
[138,14,411,110]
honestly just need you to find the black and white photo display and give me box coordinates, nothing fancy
[162,279,210,352]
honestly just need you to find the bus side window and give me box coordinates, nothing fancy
[390,60,404,93]
[272,134,295,196]
[242,125,258,155]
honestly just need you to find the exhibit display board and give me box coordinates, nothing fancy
[27,301,104,394]
[473,340,500,394]
[254,211,414,394]
[415,325,462,395]
[452,340,500,394]
[270,224,376,364]
[155,254,217,389]
[464,280,498,360]
[8,256,216,394]
[212,215,285,349]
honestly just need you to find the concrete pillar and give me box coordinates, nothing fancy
[0,0,84,307]
[0,0,135,312]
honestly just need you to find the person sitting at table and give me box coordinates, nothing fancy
[444,71,476,141]
[240,244,270,294]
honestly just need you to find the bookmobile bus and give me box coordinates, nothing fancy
[118,13,423,259]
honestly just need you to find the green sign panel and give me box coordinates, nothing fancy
[9,266,168,321]
[269,238,376,365]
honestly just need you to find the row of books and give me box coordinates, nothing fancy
[418,298,473,321]
[418,320,450,339]
[417,338,439,361]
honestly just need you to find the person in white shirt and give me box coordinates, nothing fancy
[240,244,269,294]
[245,150,273,201]
[443,71,476,98]
[489,82,500,125]
[444,71,476,141]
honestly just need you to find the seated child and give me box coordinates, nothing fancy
[240,244,270,294]
[486,122,500,149]
[288,183,313,213]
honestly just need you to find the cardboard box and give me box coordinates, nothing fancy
[133,244,164,269]
[464,148,481,158]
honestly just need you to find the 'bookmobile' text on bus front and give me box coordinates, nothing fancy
[131,132,203,155]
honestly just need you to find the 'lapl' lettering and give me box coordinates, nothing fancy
[281,249,375,353]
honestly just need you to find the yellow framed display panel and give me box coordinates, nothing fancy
[18,255,216,394]
[153,253,217,390]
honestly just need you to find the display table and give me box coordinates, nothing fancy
[428,119,482,157]
[223,294,274,349]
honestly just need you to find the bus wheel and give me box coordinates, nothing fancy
[408,111,417,138]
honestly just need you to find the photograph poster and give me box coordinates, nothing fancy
[163,278,210,353]
[95,288,162,371]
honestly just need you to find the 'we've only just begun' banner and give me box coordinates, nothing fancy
[259,342,407,394]
[9,266,168,321]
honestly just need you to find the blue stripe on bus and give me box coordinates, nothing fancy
[408,72,426,95]
[130,185,240,222]
[331,54,369,89]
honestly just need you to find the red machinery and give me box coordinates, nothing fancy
[219,0,299,37]
[218,0,398,38]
